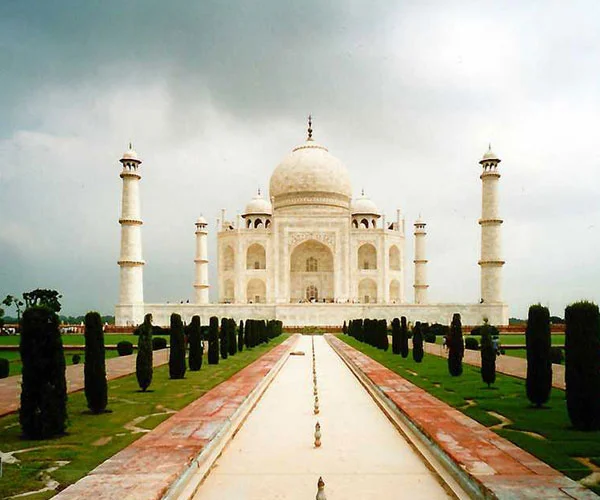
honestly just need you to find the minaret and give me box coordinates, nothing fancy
[194,216,210,304]
[413,216,428,304]
[478,145,504,303]
[118,144,145,307]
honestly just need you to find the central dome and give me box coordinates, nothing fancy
[269,138,352,210]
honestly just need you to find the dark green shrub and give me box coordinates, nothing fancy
[72,354,81,364]
[228,318,237,356]
[136,314,153,391]
[244,319,251,348]
[342,321,347,335]
[525,305,552,407]
[188,315,203,371]
[151,325,166,336]
[169,313,186,379]
[238,320,244,352]
[550,346,563,365]
[430,323,450,339]
[480,322,496,388]
[565,301,600,430]
[152,337,167,350]
[84,312,107,413]
[422,323,435,344]
[448,313,464,376]
[20,306,67,439]
[208,316,219,364]
[412,322,424,363]
[391,318,401,355]
[379,319,389,351]
[400,317,409,358]
[470,326,481,336]
[0,358,9,378]
[355,319,364,343]
[465,337,479,350]
[220,318,229,360]
[116,340,133,356]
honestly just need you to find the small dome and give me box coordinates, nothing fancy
[269,139,352,208]
[121,143,141,162]
[481,144,500,163]
[196,215,207,225]
[243,190,272,216]
[352,191,380,216]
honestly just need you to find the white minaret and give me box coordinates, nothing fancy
[413,216,428,304]
[478,145,504,303]
[118,144,145,308]
[194,216,210,304]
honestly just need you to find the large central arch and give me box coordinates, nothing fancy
[289,240,334,302]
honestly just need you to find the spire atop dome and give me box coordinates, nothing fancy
[307,114,313,141]
[257,187,261,196]
[480,143,500,163]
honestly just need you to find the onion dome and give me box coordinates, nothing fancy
[195,215,208,226]
[269,116,352,210]
[351,190,380,216]
[121,142,141,163]
[243,189,272,216]
[480,144,500,163]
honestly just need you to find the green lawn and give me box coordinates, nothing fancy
[434,334,565,346]
[0,334,158,346]
[339,335,600,495]
[0,335,287,499]
[1,350,121,377]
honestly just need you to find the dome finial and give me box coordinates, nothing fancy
[257,187,261,196]
[361,188,365,196]
[307,114,313,141]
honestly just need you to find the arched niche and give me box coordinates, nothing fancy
[358,278,377,303]
[358,243,377,270]
[389,245,401,271]
[223,246,235,271]
[247,278,266,303]
[246,243,266,270]
[289,239,334,302]
[389,279,400,303]
[223,279,234,303]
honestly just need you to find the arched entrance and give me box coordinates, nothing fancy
[358,278,377,303]
[290,240,334,302]
[247,278,266,303]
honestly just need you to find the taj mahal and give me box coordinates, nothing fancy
[115,118,508,326]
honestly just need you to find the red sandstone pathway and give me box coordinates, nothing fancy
[423,341,566,389]
[0,349,170,417]
[328,335,595,499]
[54,335,298,500]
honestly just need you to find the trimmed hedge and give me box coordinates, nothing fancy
[448,313,464,376]
[169,313,186,379]
[0,358,9,378]
[136,314,153,391]
[20,306,67,439]
[220,318,229,360]
[72,354,81,365]
[391,318,401,355]
[525,305,552,407]
[480,322,496,388]
[152,337,167,350]
[227,318,237,356]
[412,322,424,363]
[465,337,479,350]
[400,316,409,358]
[188,315,203,371]
[84,311,107,413]
[208,316,219,364]
[116,341,133,356]
[549,346,563,365]
[238,320,244,352]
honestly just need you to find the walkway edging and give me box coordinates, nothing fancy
[166,334,300,499]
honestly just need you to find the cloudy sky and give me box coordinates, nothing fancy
[1,0,599,319]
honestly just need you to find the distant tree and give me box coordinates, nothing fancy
[565,301,600,430]
[342,321,347,335]
[448,313,464,376]
[412,322,424,363]
[22,289,63,313]
[2,295,24,324]
[391,318,401,354]
[20,306,67,439]
[220,318,229,360]
[525,305,552,407]
[0,358,9,378]
[136,314,154,391]
[238,320,244,352]
[208,316,219,364]
[0,306,4,330]
[549,316,564,325]
[379,319,389,351]
[480,321,496,388]
[188,315,203,371]
[400,316,409,358]
[169,313,186,379]
[84,311,108,412]
[228,318,237,355]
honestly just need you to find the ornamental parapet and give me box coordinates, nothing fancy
[413,259,428,264]
[478,218,503,225]
[480,171,501,180]
[193,283,209,288]
[413,284,429,288]
[478,260,505,266]
[194,258,209,264]
[119,218,143,225]
[117,259,146,266]
[120,171,142,180]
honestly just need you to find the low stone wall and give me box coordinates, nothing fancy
[117,302,508,327]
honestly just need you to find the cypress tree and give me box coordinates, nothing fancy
[480,321,496,388]
[208,316,219,364]
[448,313,464,377]
[380,319,389,351]
[84,311,108,413]
[188,315,203,371]
[412,322,424,363]
[244,319,251,348]
[20,306,67,439]
[391,318,401,354]
[525,305,552,407]
[136,314,153,391]
[220,318,229,359]
[238,320,244,352]
[169,313,186,379]
[400,316,409,358]
[228,318,237,355]
[565,302,600,430]
[356,319,364,343]
[342,320,347,335]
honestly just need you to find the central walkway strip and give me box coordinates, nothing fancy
[0,349,170,417]
[192,335,455,499]
[328,335,595,499]
[53,335,298,500]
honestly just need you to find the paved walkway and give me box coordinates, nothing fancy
[0,349,170,417]
[54,336,298,500]
[194,335,453,499]
[422,342,566,389]
[328,335,595,499]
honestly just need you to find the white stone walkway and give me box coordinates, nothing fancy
[193,335,452,499]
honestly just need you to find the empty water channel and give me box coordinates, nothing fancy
[191,335,467,499]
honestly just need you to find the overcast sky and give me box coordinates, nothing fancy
[1,1,599,319]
